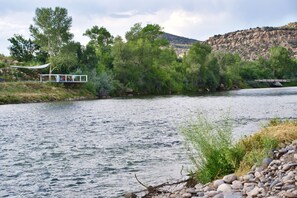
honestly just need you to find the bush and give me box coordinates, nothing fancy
[182,115,245,183]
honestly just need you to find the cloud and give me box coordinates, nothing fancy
[0,0,297,55]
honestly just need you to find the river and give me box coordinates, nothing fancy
[0,87,296,197]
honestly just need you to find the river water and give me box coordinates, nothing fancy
[0,87,296,197]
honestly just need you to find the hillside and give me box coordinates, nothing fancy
[161,33,198,57]
[164,22,297,60]
[206,22,297,60]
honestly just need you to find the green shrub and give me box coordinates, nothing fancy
[182,115,245,183]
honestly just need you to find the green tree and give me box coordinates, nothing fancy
[8,34,38,62]
[29,7,73,74]
[112,23,180,94]
[183,42,221,91]
[83,26,114,70]
[269,46,292,78]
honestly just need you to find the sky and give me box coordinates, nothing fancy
[0,0,296,55]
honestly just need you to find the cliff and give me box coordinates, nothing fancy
[206,22,297,60]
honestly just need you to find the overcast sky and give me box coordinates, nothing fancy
[1,0,296,55]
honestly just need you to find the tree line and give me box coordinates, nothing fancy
[5,7,297,97]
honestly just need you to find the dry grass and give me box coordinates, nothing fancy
[235,120,297,175]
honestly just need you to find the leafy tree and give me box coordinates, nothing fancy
[269,46,292,78]
[112,23,180,94]
[184,42,221,91]
[83,26,114,70]
[29,7,73,74]
[8,34,38,62]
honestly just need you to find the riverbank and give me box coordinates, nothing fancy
[129,120,297,198]
[0,82,96,105]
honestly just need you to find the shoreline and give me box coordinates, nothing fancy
[126,121,297,198]
[1,82,296,105]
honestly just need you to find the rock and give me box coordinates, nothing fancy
[283,191,297,198]
[231,180,242,189]
[217,183,232,192]
[248,186,260,197]
[185,188,196,194]
[182,193,192,198]
[243,174,254,181]
[243,182,256,193]
[124,192,137,198]
[213,179,225,188]
[213,193,224,198]
[223,174,237,183]
[262,157,273,167]
[194,183,203,191]
[254,171,262,178]
[205,191,219,197]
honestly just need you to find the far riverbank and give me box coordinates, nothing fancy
[0,82,96,105]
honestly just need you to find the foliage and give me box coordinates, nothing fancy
[182,116,297,183]
[112,23,181,94]
[85,69,116,97]
[30,7,73,73]
[182,115,245,183]
[8,34,40,62]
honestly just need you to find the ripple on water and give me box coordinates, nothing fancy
[0,88,297,197]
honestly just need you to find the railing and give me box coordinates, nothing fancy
[39,74,88,83]
[254,79,290,83]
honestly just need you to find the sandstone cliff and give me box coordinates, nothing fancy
[206,22,297,60]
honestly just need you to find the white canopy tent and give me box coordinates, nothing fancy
[10,63,50,69]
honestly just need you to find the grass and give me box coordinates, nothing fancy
[182,116,297,183]
[0,82,95,105]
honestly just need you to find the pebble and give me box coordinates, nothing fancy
[223,174,237,183]
[217,183,232,192]
[213,179,225,188]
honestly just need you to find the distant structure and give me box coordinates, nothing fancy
[11,63,88,83]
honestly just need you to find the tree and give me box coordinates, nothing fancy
[29,7,73,74]
[8,34,38,62]
[83,26,114,70]
[269,46,292,78]
[112,23,180,94]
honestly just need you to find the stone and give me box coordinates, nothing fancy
[213,179,225,188]
[194,183,203,191]
[205,191,219,197]
[255,171,262,178]
[224,192,243,198]
[262,157,273,167]
[243,183,256,192]
[182,193,192,198]
[213,193,224,198]
[231,180,242,189]
[223,174,237,183]
[282,184,296,190]
[186,188,196,194]
[217,183,232,192]
[283,191,297,198]
[243,174,254,181]
[248,186,260,197]
[124,192,137,198]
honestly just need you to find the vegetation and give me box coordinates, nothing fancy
[0,82,94,105]
[2,6,297,102]
[182,117,297,183]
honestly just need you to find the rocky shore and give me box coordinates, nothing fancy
[128,140,297,198]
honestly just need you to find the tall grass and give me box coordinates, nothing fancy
[182,115,245,183]
[181,116,296,183]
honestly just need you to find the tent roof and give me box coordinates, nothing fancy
[10,63,50,69]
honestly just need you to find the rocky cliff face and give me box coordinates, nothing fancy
[206,22,297,60]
